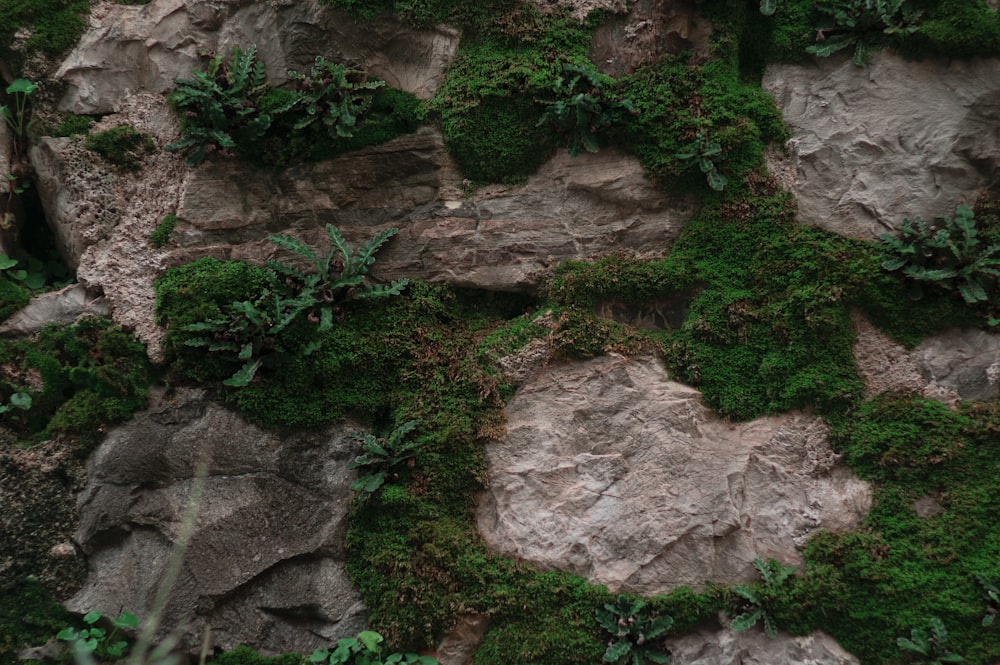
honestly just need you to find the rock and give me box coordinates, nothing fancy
[435,615,490,665]
[763,51,1000,240]
[68,389,367,655]
[852,313,1000,403]
[476,354,871,595]
[527,0,629,23]
[56,0,460,115]
[668,625,859,665]
[0,284,109,336]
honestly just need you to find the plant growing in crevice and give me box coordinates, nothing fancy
[807,0,923,66]
[310,629,438,664]
[56,610,139,660]
[348,419,421,495]
[85,125,155,171]
[166,45,274,165]
[976,574,999,627]
[0,251,45,289]
[729,558,796,638]
[595,595,673,664]
[267,225,408,331]
[0,78,37,138]
[536,64,635,157]
[675,129,728,191]
[880,204,1000,306]
[150,214,177,248]
[286,56,384,139]
[897,617,964,664]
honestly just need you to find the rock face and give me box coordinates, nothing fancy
[58,0,460,114]
[853,313,1000,403]
[668,625,859,665]
[763,51,1000,239]
[69,389,367,654]
[476,354,872,595]
[0,284,109,336]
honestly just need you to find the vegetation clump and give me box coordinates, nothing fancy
[595,595,673,665]
[807,0,923,66]
[729,558,796,638]
[85,125,155,171]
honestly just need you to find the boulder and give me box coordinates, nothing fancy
[68,388,367,655]
[668,625,859,665]
[763,51,1000,240]
[0,284,109,336]
[57,0,460,114]
[852,313,1000,403]
[476,354,872,595]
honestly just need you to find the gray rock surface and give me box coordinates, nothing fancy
[0,284,109,336]
[69,389,367,654]
[58,0,460,114]
[668,625,859,665]
[852,313,1000,402]
[476,354,872,595]
[763,51,1000,239]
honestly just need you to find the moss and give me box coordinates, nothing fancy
[212,646,306,665]
[51,113,95,138]
[0,278,30,323]
[150,214,177,249]
[898,0,1000,58]
[84,125,155,172]
[0,577,76,665]
[0,0,89,66]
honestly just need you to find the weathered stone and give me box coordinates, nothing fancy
[69,389,367,654]
[763,51,1000,239]
[852,313,1000,403]
[435,615,490,665]
[668,625,859,665]
[476,354,871,595]
[0,284,109,336]
[57,0,459,115]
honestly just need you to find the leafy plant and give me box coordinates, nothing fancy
[675,129,728,191]
[976,574,999,627]
[348,419,421,494]
[897,617,964,664]
[536,64,635,157]
[0,78,37,137]
[166,45,274,165]
[0,251,46,289]
[0,390,30,414]
[267,225,409,331]
[150,214,177,248]
[594,595,673,665]
[286,56,384,139]
[729,558,796,638]
[56,610,139,660]
[759,0,776,15]
[309,630,437,665]
[85,125,155,171]
[880,204,1000,305]
[807,0,923,66]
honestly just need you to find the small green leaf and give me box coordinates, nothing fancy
[9,392,31,410]
[603,638,631,662]
[82,611,102,625]
[6,78,38,96]
[760,0,776,15]
[357,631,383,652]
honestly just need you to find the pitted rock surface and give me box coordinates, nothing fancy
[668,626,859,665]
[69,389,366,654]
[57,0,460,114]
[476,354,871,594]
[763,50,1000,239]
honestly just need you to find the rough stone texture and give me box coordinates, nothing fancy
[528,0,629,22]
[476,354,872,595]
[0,284,109,336]
[668,625,859,665]
[57,0,460,114]
[852,313,1000,403]
[69,389,367,655]
[435,615,490,665]
[763,51,1000,240]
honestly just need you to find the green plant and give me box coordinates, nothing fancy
[729,558,796,638]
[976,574,999,627]
[309,630,437,665]
[52,112,94,137]
[759,0,777,15]
[267,225,408,331]
[807,0,923,66]
[0,390,30,414]
[674,129,728,191]
[0,252,45,290]
[348,419,421,494]
[880,204,1000,306]
[167,45,275,165]
[56,610,139,659]
[594,595,673,664]
[286,57,384,139]
[4,172,28,194]
[536,64,635,157]
[0,78,37,138]
[150,214,177,248]
[85,125,155,171]
[897,617,964,664]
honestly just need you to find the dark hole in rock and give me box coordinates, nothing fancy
[595,287,702,331]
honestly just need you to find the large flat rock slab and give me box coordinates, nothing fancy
[476,355,871,594]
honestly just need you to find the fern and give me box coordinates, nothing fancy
[728,558,796,639]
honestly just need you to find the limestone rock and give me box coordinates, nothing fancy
[435,615,490,665]
[763,51,1000,239]
[69,389,367,654]
[57,0,460,114]
[0,284,109,336]
[668,626,859,665]
[476,354,871,595]
[852,313,1000,402]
